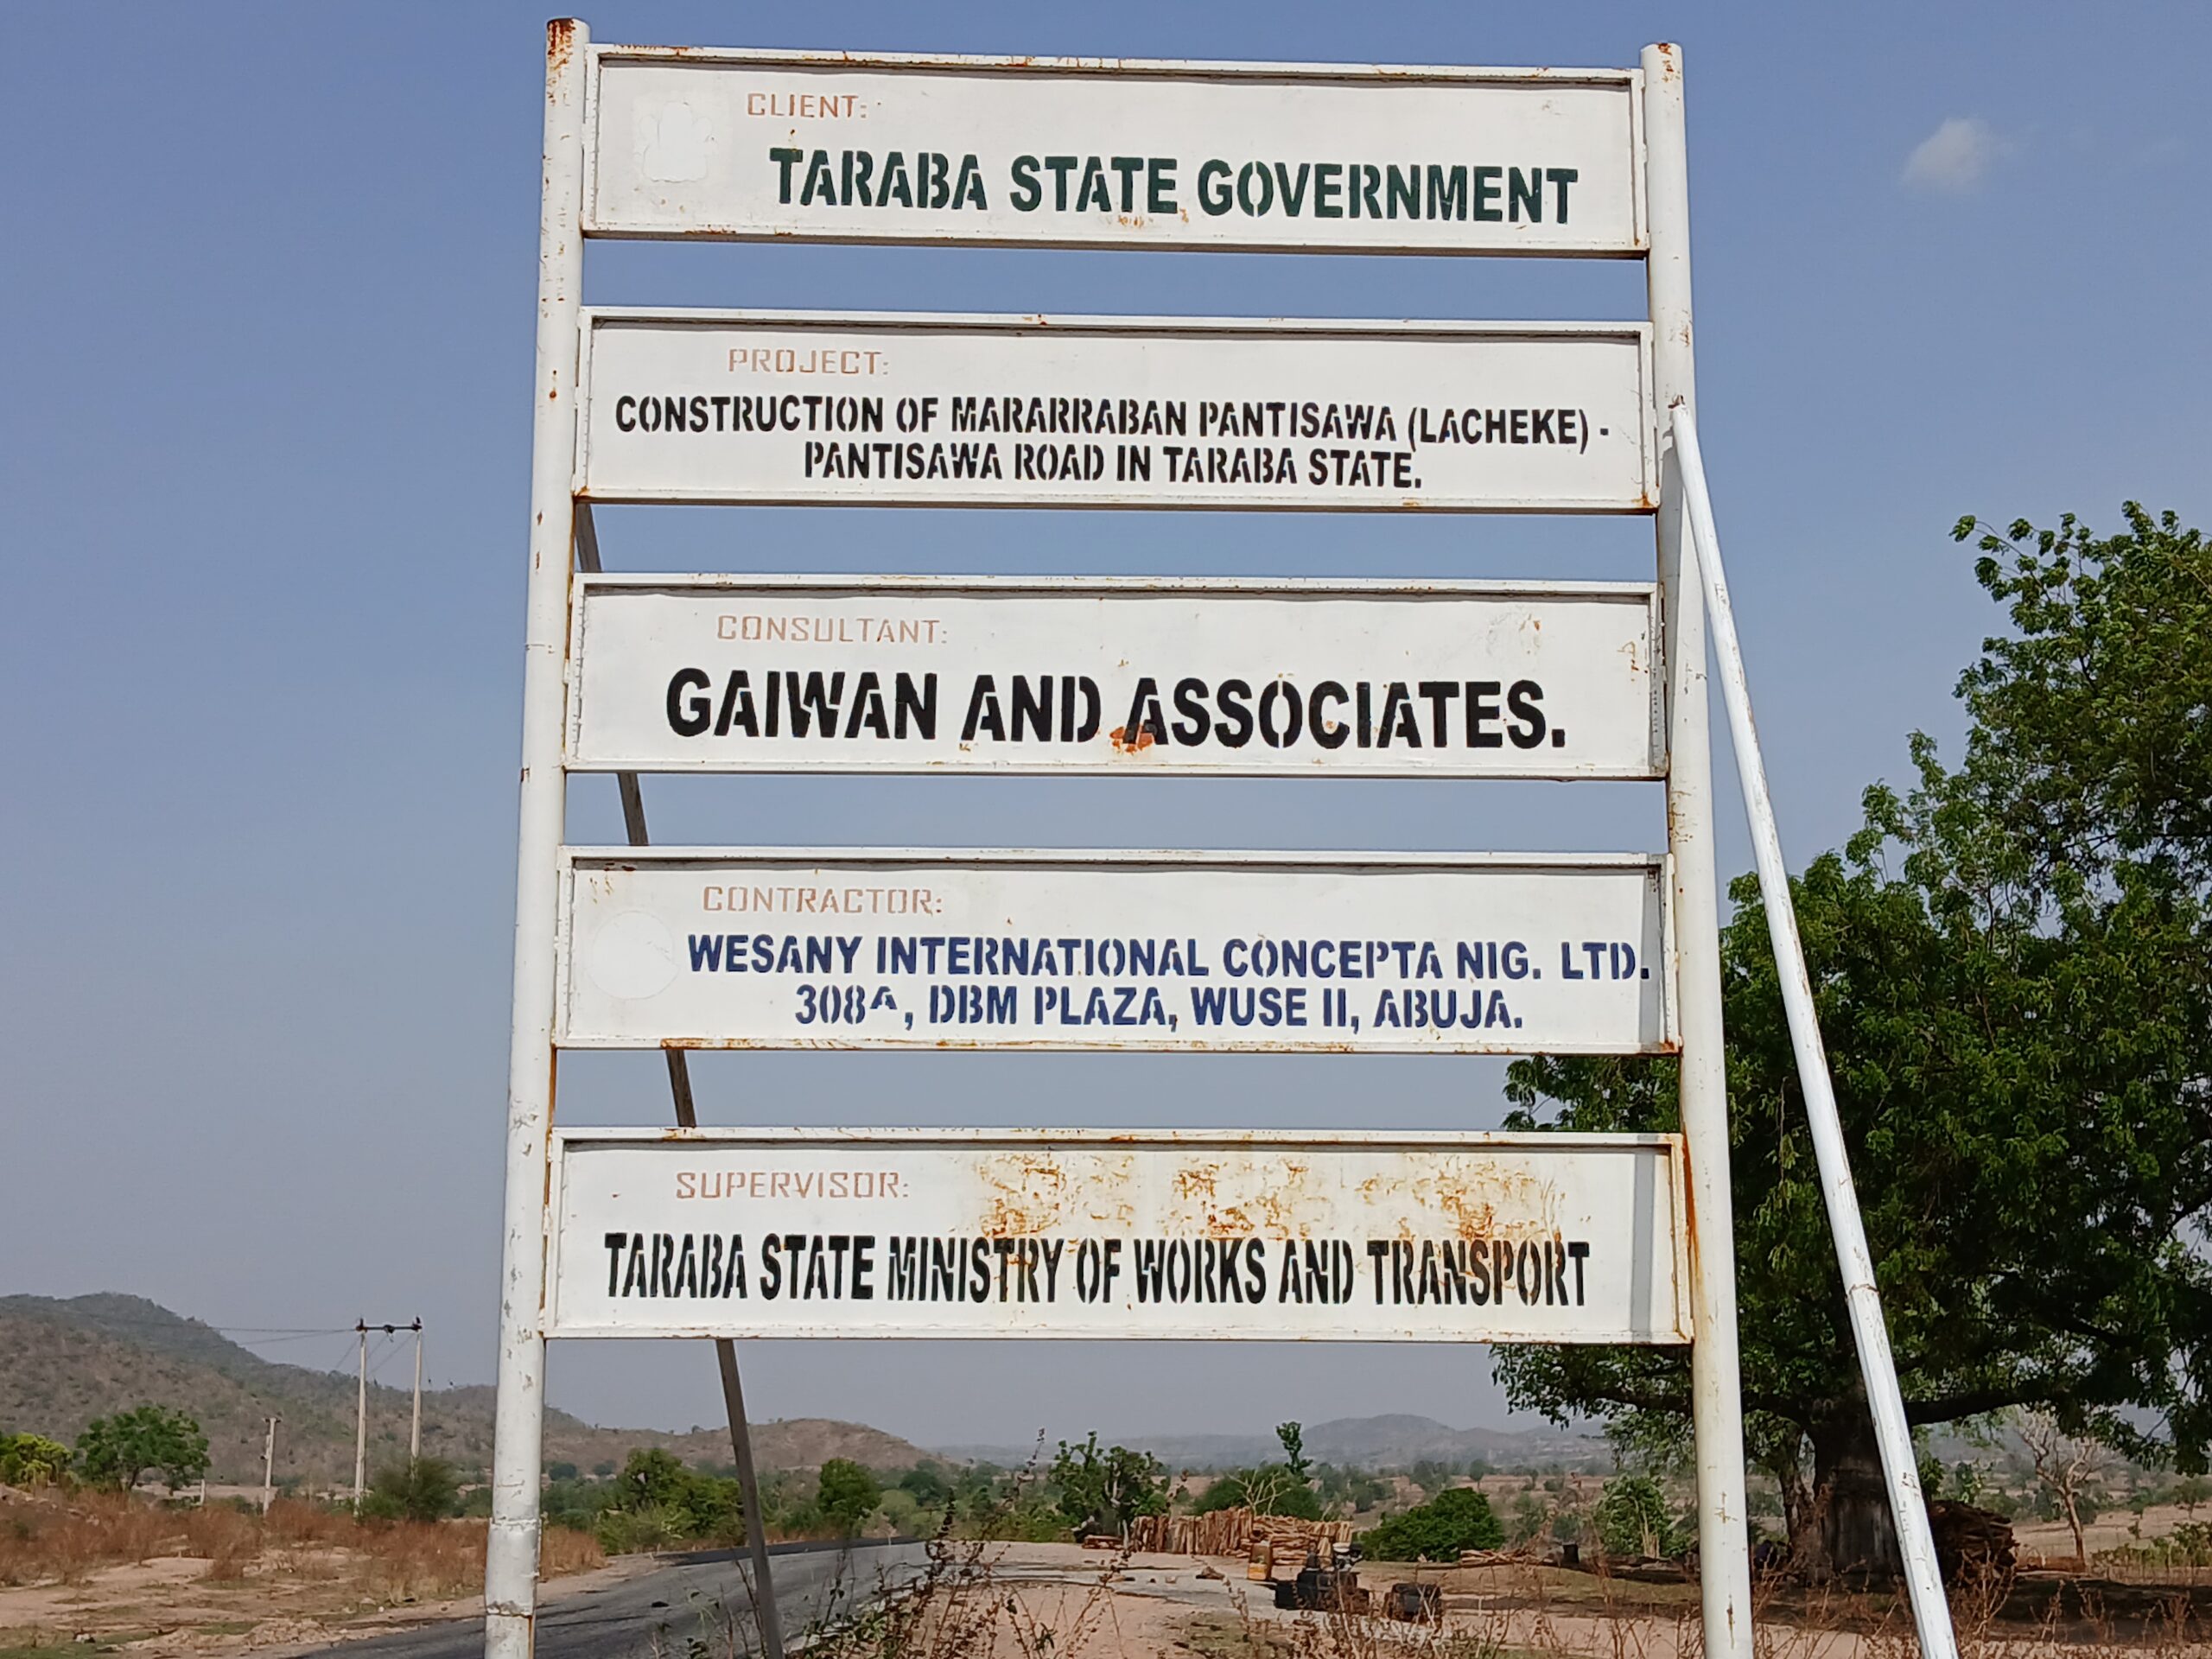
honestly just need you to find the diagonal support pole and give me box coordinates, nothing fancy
[1668,406,1959,1659]
[575,505,787,1659]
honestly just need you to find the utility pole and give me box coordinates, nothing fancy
[261,1415,280,1514]
[353,1321,369,1510]
[409,1319,424,1465]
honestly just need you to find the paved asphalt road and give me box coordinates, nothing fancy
[310,1540,931,1659]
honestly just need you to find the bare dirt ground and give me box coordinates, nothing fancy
[0,1552,657,1657]
[0,1495,617,1659]
[9,1534,2212,1658]
[831,1544,2212,1659]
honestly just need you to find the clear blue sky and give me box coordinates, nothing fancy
[3,0,2206,1454]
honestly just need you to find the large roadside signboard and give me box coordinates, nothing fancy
[545,1128,1691,1343]
[567,575,1664,778]
[585,51,1646,255]
[556,849,1673,1054]
[575,311,1656,512]
[489,29,1792,1659]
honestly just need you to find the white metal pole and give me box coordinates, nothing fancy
[353,1322,368,1510]
[1642,44,1754,1659]
[262,1415,279,1515]
[410,1320,423,1465]
[488,19,588,1659]
[1669,404,1960,1659]
[572,504,787,1659]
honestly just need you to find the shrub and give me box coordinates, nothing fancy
[1362,1488,1504,1561]
[1050,1433,1167,1537]
[1593,1474,1676,1559]
[595,1503,690,1554]
[0,1433,72,1487]
[1192,1465,1323,1521]
[817,1458,883,1535]
[359,1457,461,1523]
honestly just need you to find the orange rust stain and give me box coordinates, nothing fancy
[1172,1165,1219,1202]
[977,1152,1075,1237]
[546,18,577,74]
[1108,723,1156,755]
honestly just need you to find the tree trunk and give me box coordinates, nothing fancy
[1775,1454,1827,1580]
[1810,1414,1900,1582]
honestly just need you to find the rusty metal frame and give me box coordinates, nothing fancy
[543,1127,1694,1345]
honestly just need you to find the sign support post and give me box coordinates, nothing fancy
[1671,405,1958,1659]
[1643,43,1754,1659]
[486,20,588,1657]
[574,504,788,1659]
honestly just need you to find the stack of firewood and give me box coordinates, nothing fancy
[1127,1507,1356,1558]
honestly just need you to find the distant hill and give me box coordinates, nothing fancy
[0,1294,931,1489]
[936,1414,1606,1473]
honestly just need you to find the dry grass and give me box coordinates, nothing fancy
[0,1490,603,1601]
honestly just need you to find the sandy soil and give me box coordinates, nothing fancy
[0,1552,657,1656]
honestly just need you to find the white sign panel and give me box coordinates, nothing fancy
[569,575,1663,779]
[546,1128,1691,1343]
[576,311,1656,512]
[557,849,1673,1054]
[587,50,1645,256]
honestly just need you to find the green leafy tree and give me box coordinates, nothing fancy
[74,1406,208,1493]
[613,1447,696,1512]
[817,1458,883,1535]
[1495,506,2212,1582]
[1275,1422,1311,1484]
[1050,1433,1167,1537]
[1593,1475,1675,1559]
[602,1447,742,1542]
[359,1456,461,1522]
[0,1433,72,1487]
[1361,1488,1503,1561]
[898,1464,952,1508]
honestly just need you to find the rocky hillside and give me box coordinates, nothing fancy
[0,1294,931,1488]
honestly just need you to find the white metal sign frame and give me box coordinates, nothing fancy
[491,26,1808,1659]
[544,1128,1694,1344]
[566,573,1667,779]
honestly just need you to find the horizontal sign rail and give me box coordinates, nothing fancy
[556,848,1675,1054]
[585,47,1646,255]
[575,310,1657,512]
[545,1128,1692,1343]
[567,574,1665,779]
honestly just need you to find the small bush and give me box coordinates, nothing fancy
[359,1457,461,1523]
[595,1503,690,1554]
[817,1459,884,1535]
[1593,1474,1677,1559]
[0,1433,72,1487]
[1192,1465,1323,1521]
[1362,1488,1504,1561]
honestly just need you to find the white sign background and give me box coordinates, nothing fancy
[546,1128,1692,1343]
[557,849,1674,1054]
[576,311,1656,512]
[587,50,1644,255]
[568,575,1663,779]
